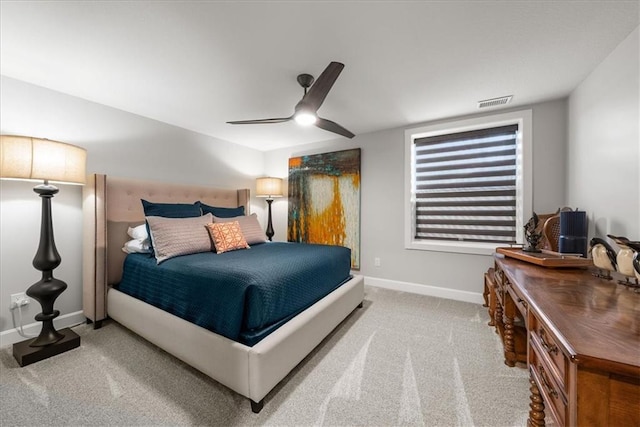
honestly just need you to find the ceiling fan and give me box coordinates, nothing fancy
[227,61,355,139]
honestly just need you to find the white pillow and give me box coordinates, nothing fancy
[127,223,149,241]
[146,213,214,264]
[213,213,267,245]
[122,239,151,254]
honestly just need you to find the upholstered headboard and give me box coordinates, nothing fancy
[82,174,250,324]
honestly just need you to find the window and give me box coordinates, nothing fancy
[414,125,519,243]
[405,110,532,255]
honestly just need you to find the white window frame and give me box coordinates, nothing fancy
[404,109,532,255]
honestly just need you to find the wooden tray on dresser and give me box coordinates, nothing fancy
[496,247,592,268]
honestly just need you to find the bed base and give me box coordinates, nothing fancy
[251,400,264,413]
[107,275,364,412]
[86,318,103,329]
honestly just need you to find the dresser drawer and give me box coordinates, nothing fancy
[530,311,568,393]
[493,263,505,288]
[506,281,527,323]
[530,351,567,426]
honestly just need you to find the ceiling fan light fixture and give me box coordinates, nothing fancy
[228,62,354,138]
[294,111,317,126]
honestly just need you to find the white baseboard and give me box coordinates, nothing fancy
[0,310,86,348]
[363,276,484,305]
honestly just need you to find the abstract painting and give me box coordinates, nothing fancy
[288,148,361,269]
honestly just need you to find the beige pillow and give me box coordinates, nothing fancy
[146,213,214,264]
[206,221,250,254]
[213,213,267,245]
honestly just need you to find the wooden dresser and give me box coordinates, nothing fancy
[484,254,640,426]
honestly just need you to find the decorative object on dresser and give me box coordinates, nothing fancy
[537,207,574,252]
[484,255,640,426]
[541,214,561,252]
[608,235,640,289]
[496,247,592,268]
[589,237,618,279]
[255,177,283,241]
[0,135,86,366]
[558,210,588,256]
[523,212,542,252]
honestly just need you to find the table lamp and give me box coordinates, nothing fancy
[0,135,86,366]
[255,177,283,241]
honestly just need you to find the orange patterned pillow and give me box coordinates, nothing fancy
[206,221,250,254]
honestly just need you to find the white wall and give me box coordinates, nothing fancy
[567,26,640,240]
[0,76,265,339]
[265,99,567,300]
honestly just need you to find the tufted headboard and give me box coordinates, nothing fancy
[82,174,250,324]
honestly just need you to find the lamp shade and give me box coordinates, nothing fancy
[0,135,87,185]
[256,177,283,198]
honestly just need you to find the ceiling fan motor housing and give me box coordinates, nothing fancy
[297,73,315,89]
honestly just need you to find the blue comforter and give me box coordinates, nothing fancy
[116,242,352,346]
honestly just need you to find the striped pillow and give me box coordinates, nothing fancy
[206,221,250,254]
[213,213,267,245]
[146,213,214,264]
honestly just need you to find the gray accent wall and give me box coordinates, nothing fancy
[264,99,567,297]
[567,26,639,240]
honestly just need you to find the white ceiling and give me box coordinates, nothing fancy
[1,1,638,151]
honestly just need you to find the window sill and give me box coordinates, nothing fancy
[405,240,503,256]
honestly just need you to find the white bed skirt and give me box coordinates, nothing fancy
[107,274,364,406]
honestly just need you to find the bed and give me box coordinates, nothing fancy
[82,174,364,413]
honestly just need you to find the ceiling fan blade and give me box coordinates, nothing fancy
[227,117,292,125]
[300,62,344,112]
[315,117,355,139]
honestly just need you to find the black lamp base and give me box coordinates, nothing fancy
[265,198,275,241]
[13,328,80,367]
[12,182,80,367]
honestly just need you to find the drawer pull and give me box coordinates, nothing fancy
[539,329,559,355]
[538,365,558,398]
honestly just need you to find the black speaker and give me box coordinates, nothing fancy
[558,210,588,257]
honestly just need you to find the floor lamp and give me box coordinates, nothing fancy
[256,177,283,241]
[0,135,86,367]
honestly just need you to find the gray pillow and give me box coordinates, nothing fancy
[146,213,214,264]
[213,213,267,245]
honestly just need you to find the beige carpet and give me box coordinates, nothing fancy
[1,286,530,426]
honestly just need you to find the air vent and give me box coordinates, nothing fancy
[478,95,513,109]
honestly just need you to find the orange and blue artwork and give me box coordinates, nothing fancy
[288,148,361,269]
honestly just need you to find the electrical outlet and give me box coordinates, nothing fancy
[10,292,30,310]
[374,257,381,267]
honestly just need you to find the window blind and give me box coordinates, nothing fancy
[413,124,518,243]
